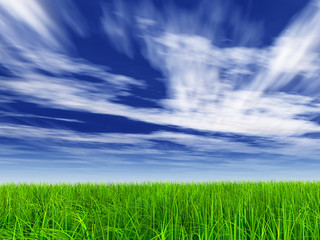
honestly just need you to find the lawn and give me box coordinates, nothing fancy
[0,181,319,239]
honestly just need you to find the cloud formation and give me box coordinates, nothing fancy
[100,0,320,137]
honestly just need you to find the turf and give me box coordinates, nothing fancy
[0,181,319,239]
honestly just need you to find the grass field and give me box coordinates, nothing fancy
[0,181,320,239]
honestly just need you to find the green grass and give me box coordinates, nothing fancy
[0,181,320,239]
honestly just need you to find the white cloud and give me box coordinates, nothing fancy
[0,0,87,53]
[0,110,83,123]
[2,0,319,138]
[2,73,320,137]
[0,0,60,47]
[0,124,148,145]
[1,123,320,160]
[249,0,320,93]
[99,0,320,137]
[101,2,134,57]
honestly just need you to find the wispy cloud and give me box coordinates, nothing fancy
[0,0,86,51]
[1,0,320,138]
[0,110,83,123]
[99,0,320,137]
[250,0,320,93]
[2,123,320,161]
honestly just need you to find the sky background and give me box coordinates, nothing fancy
[1,0,320,183]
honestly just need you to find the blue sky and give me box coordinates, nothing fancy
[1,0,320,182]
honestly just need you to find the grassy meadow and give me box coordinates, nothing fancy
[0,181,320,239]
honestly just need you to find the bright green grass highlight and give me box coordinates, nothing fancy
[0,181,320,239]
